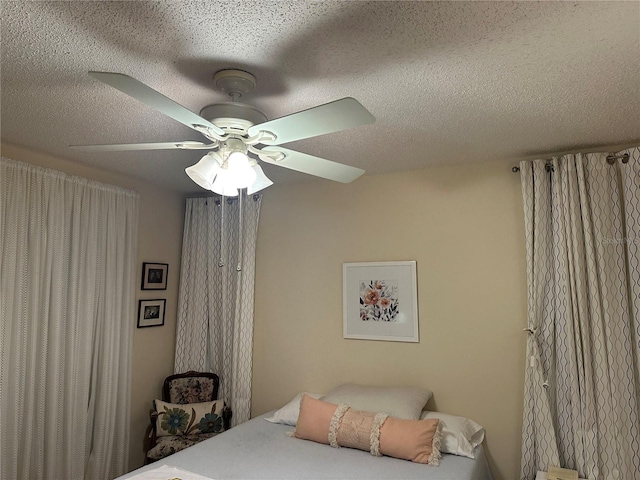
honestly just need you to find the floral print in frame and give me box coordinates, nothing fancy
[343,261,419,343]
[360,280,399,322]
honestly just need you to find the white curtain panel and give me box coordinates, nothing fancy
[0,158,139,480]
[175,195,261,426]
[519,147,640,479]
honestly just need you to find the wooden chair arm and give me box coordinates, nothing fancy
[144,409,159,464]
[149,409,158,440]
[223,405,232,431]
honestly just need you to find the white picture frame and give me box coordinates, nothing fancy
[343,261,419,342]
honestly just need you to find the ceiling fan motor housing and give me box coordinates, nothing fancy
[199,102,268,133]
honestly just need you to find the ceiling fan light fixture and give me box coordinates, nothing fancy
[225,151,257,189]
[185,152,222,190]
[247,164,273,195]
[210,169,239,197]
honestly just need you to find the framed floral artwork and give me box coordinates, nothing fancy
[343,261,419,342]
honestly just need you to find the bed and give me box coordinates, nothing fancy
[119,411,494,480]
[121,384,494,480]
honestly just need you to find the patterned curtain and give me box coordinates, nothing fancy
[174,194,261,426]
[1,157,139,480]
[519,147,640,479]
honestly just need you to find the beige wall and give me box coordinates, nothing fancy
[1,143,184,471]
[2,143,527,478]
[252,159,527,480]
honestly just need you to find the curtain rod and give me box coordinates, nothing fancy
[511,153,630,173]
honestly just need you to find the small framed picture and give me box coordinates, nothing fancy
[141,262,168,290]
[137,299,166,328]
[343,261,419,342]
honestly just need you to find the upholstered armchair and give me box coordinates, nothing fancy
[144,371,232,463]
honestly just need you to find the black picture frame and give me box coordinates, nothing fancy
[137,299,166,328]
[141,262,168,290]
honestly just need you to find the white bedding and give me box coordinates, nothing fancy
[119,413,494,480]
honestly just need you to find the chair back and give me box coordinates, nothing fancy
[162,371,220,404]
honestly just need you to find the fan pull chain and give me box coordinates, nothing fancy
[218,196,225,268]
[237,192,244,272]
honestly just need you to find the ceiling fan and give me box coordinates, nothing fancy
[71,69,375,196]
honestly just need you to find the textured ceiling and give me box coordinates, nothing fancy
[2,1,639,194]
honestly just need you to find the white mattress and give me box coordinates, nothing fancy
[119,413,494,480]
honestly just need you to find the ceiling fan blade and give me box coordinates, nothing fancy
[70,141,208,152]
[89,71,226,137]
[261,146,364,183]
[248,97,374,145]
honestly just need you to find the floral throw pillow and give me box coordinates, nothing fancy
[155,399,224,437]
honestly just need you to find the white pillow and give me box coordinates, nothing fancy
[264,392,323,426]
[321,383,432,420]
[420,411,485,458]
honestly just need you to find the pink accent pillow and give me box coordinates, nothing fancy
[294,394,337,444]
[379,416,440,463]
[294,395,441,465]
